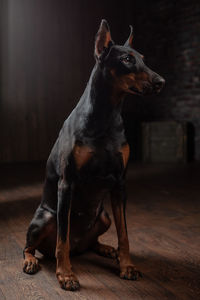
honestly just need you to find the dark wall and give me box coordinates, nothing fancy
[1,0,200,162]
[0,0,134,163]
[126,0,200,160]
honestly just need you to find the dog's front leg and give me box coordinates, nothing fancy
[56,178,80,291]
[111,185,141,280]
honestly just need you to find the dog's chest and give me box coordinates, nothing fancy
[72,143,125,185]
[68,143,128,245]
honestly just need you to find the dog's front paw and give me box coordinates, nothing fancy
[56,272,80,291]
[120,265,142,280]
[23,256,39,274]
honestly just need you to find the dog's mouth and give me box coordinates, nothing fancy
[128,86,144,96]
[128,85,159,96]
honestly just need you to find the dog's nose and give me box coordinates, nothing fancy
[153,76,165,92]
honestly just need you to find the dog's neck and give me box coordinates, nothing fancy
[77,64,125,140]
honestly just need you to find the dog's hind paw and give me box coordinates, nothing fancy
[92,242,118,259]
[23,256,39,274]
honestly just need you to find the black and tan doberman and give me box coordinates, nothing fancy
[23,20,165,291]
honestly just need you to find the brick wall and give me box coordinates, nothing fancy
[126,0,200,160]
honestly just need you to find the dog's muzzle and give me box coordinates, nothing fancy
[153,76,165,94]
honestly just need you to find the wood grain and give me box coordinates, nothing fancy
[0,162,200,299]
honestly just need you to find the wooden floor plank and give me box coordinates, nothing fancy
[0,287,6,300]
[0,162,200,299]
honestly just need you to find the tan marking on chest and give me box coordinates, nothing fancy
[73,145,94,170]
[120,144,130,168]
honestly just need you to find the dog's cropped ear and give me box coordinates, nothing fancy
[95,19,114,60]
[124,25,134,48]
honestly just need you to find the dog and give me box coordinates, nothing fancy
[23,19,165,291]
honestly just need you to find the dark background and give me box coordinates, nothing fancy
[0,0,200,163]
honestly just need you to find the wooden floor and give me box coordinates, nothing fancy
[0,162,200,300]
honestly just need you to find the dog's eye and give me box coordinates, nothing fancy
[121,55,135,64]
[123,56,131,63]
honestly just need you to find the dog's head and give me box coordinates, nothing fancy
[94,20,165,96]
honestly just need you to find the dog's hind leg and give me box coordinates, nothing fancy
[23,175,58,274]
[23,206,56,274]
[91,210,118,259]
[72,209,117,258]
